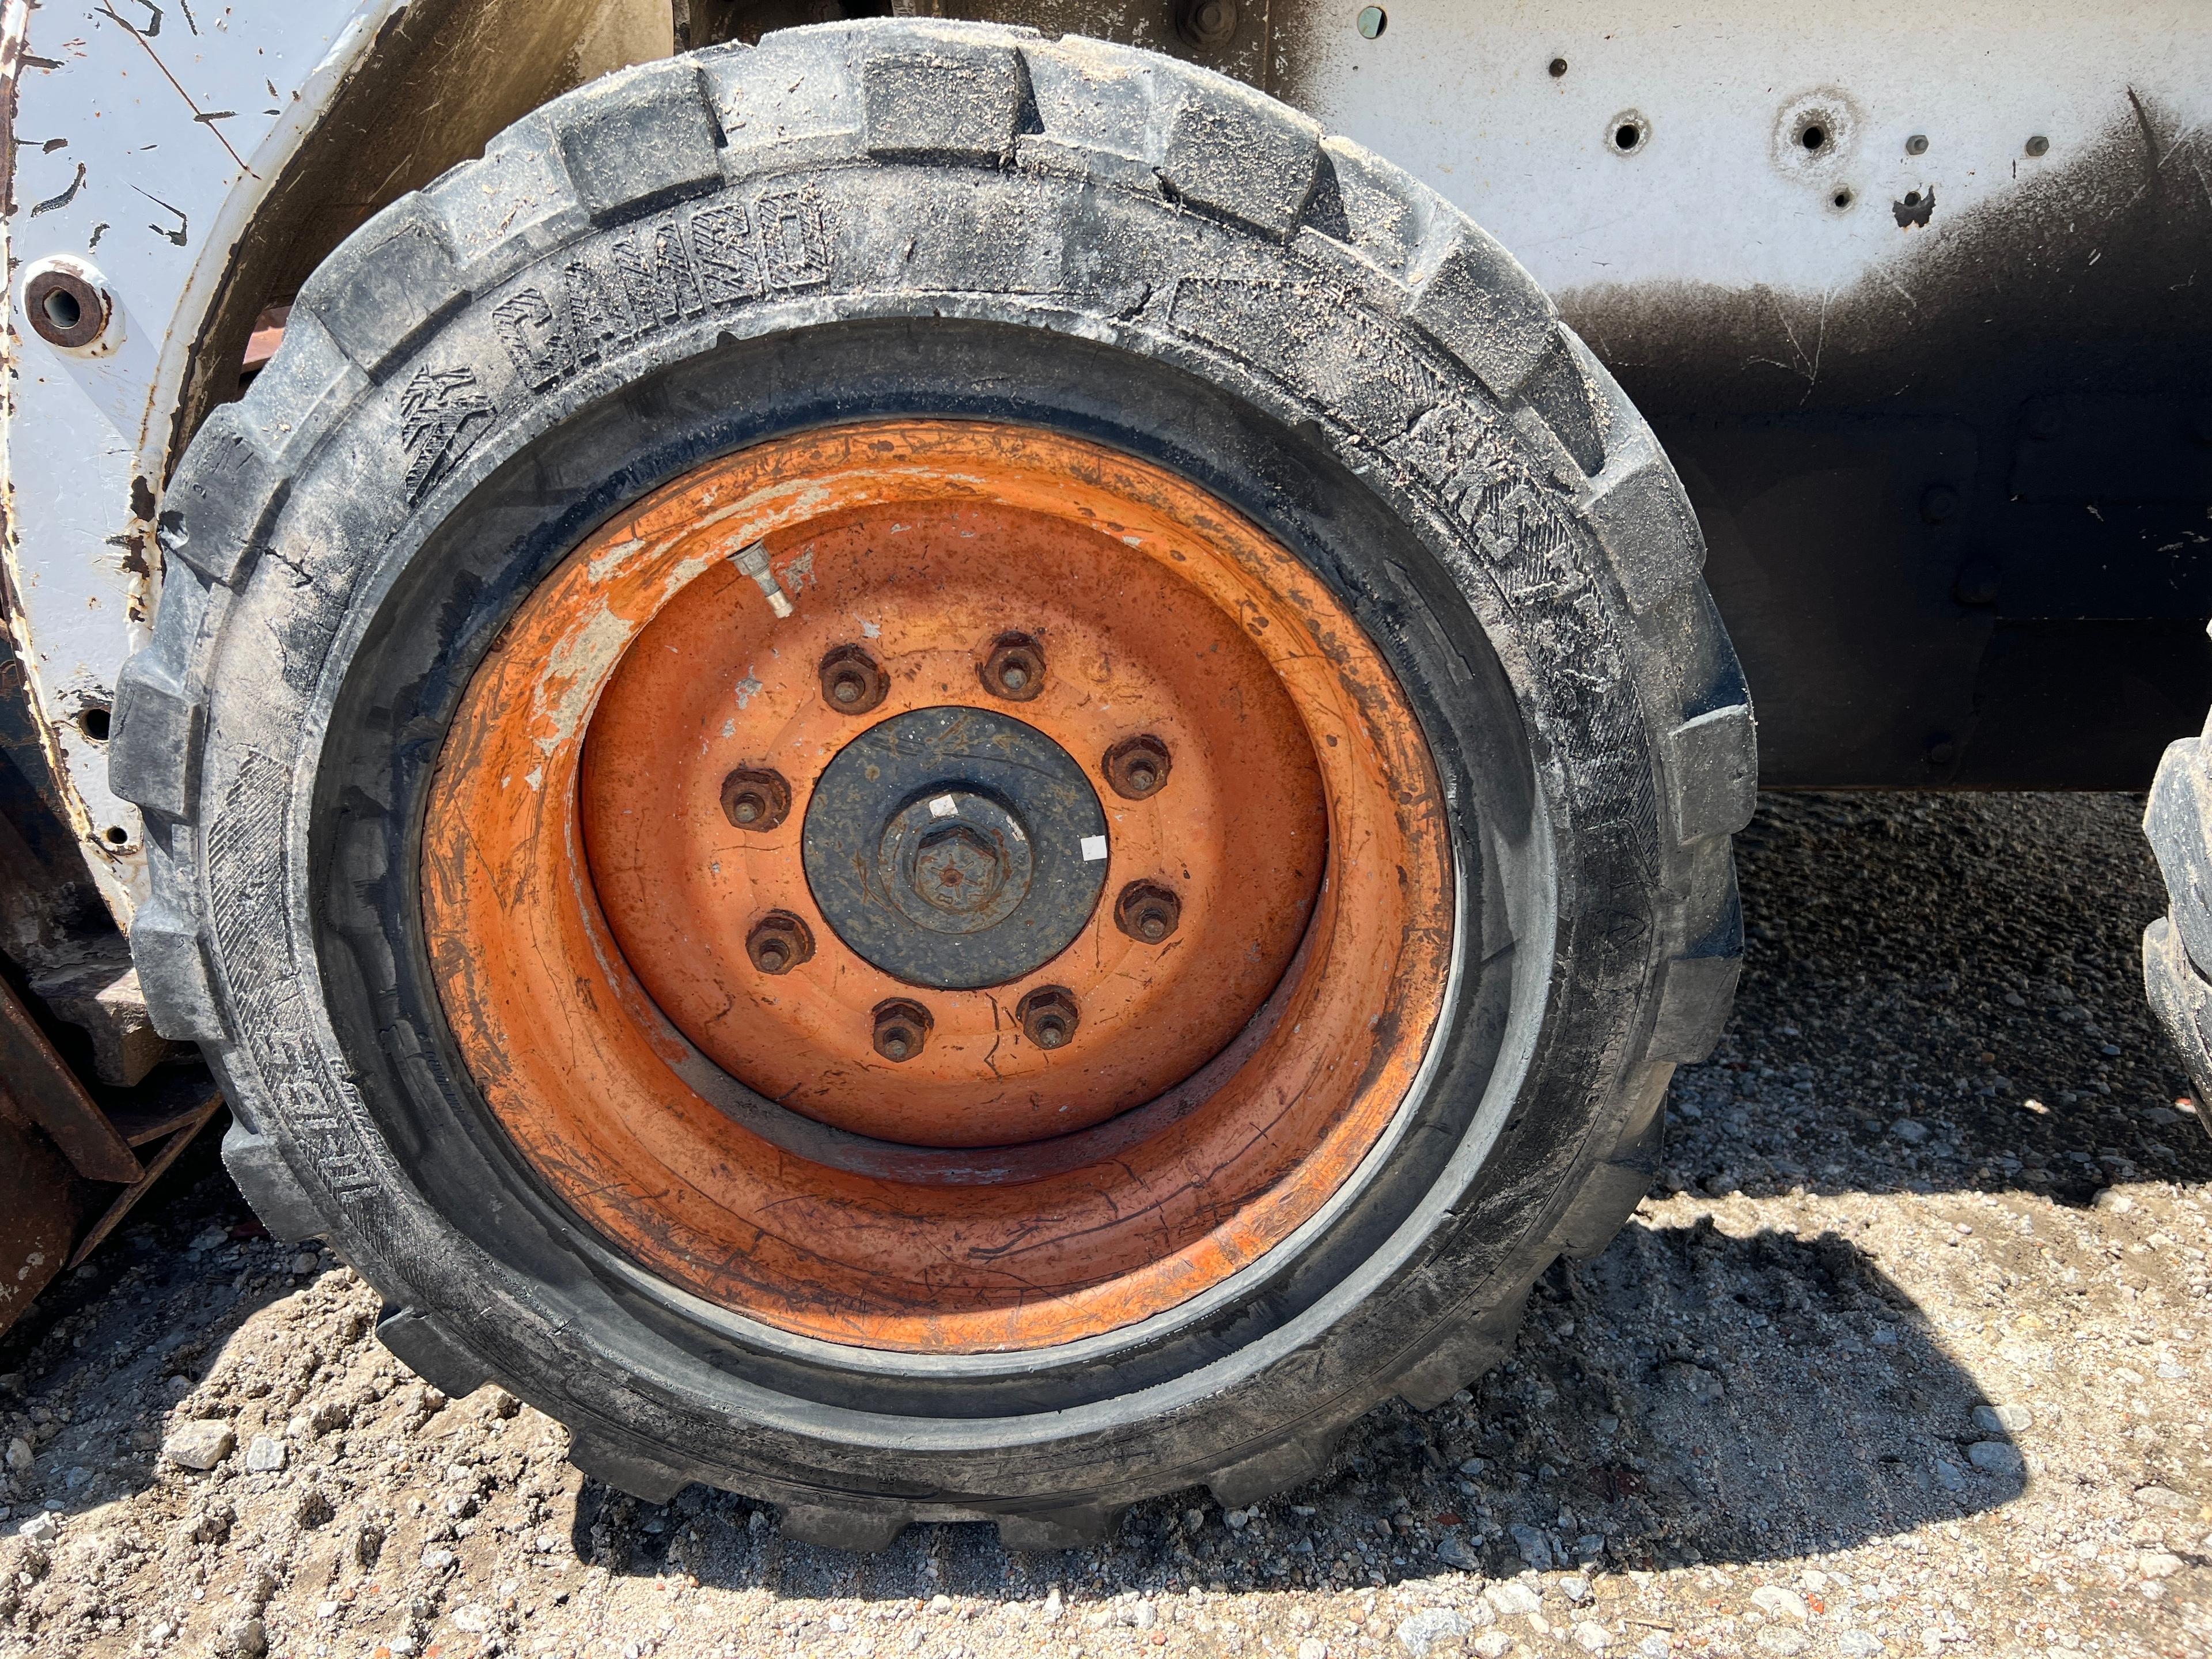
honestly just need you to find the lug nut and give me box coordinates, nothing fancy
[746,911,815,975]
[720,766,791,831]
[1017,986,1080,1051]
[978,632,1046,702]
[872,998,933,1062]
[1103,734,1172,800]
[1114,880,1182,944]
[819,644,889,715]
[1174,0,1238,48]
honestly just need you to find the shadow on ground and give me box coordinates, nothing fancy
[11,792,2161,1642]
[1669,792,2212,1208]
[570,1220,2019,1604]
[0,1131,294,1519]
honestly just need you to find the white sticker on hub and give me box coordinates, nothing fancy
[928,795,959,818]
[1080,834,1109,862]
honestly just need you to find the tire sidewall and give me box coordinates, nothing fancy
[163,30,1703,1509]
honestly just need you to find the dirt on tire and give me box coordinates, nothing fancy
[108,17,1749,1535]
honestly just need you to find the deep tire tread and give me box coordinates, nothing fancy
[2145,728,2212,1140]
[116,18,1752,1546]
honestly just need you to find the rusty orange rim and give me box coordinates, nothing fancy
[423,421,1449,1353]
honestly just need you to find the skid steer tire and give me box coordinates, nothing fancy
[2144,728,2212,1140]
[111,20,1754,1548]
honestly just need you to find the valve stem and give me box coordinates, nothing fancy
[732,541,793,618]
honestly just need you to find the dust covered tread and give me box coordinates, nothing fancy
[111,17,1751,1546]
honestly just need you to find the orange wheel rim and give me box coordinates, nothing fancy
[423,421,1450,1353]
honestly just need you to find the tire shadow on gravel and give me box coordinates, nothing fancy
[565,1222,2012,1608]
[0,1135,299,1523]
[1668,792,2212,1207]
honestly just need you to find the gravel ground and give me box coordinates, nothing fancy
[3,791,2210,1659]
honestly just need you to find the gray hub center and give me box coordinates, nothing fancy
[802,706,1111,991]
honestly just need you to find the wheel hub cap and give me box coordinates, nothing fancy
[804,706,1105,987]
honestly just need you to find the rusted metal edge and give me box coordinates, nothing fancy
[0,972,141,1183]
[65,1084,222,1270]
[0,0,29,226]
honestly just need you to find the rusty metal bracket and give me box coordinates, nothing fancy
[65,1074,224,1268]
[0,973,141,1183]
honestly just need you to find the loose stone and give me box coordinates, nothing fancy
[162,1421,236,1471]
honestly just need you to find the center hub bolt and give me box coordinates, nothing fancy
[819,644,889,715]
[1017,986,1081,1050]
[746,911,815,975]
[872,999,933,1063]
[911,823,1006,916]
[1103,734,1172,800]
[978,632,1046,702]
[721,766,791,831]
[1114,880,1182,943]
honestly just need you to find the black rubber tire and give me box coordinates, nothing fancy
[2143,715,2212,1142]
[109,20,1755,1551]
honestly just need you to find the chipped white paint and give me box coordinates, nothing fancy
[586,537,652,581]
[658,550,717,599]
[5,0,411,911]
[534,604,638,747]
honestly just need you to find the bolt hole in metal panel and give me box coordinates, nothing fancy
[2,0,676,919]
[1277,0,2196,297]
[4,1,426,909]
[1278,0,2212,785]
